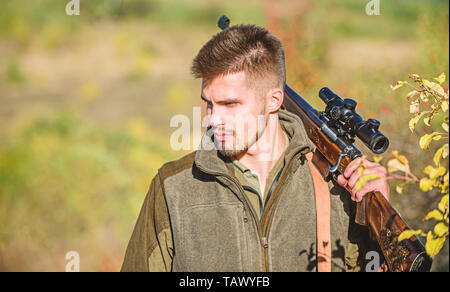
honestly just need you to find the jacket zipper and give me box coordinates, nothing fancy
[230,177,268,272]
[260,151,305,271]
[242,185,264,220]
[197,149,307,272]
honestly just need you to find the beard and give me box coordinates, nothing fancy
[215,137,247,159]
[214,107,267,159]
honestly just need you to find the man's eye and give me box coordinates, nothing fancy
[225,102,237,107]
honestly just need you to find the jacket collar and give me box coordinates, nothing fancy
[194,109,314,176]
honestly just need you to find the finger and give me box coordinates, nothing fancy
[352,180,385,202]
[344,157,363,179]
[361,159,379,168]
[336,174,348,187]
[344,158,382,179]
[348,166,387,190]
[347,168,362,190]
[350,168,387,194]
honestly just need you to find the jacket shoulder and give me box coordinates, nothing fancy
[158,151,197,182]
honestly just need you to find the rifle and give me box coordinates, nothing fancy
[283,85,432,272]
[218,15,432,272]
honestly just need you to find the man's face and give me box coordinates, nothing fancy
[201,72,268,158]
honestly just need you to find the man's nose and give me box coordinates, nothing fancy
[208,107,225,128]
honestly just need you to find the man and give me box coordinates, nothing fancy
[121,24,389,272]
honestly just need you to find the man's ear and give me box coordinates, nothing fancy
[266,87,284,113]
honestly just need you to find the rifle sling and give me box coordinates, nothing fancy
[306,152,331,272]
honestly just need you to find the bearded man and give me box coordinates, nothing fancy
[121,24,389,272]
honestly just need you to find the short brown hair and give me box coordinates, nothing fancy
[191,24,286,95]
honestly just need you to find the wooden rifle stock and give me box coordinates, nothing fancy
[282,85,432,272]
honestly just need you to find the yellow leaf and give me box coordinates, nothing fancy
[438,194,449,214]
[424,165,434,175]
[358,166,365,176]
[433,222,448,237]
[398,229,422,242]
[443,144,449,159]
[387,158,410,174]
[443,174,449,196]
[391,81,406,90]
[420,132,441,150]
[420,92,429,102]
[406,90,419,102]
[442,100,449,112]
[396,184,404,194]
[429,167,446,180]
[426,231,446,258]
[424,116,432,126]
[423,79,434,88]
[392,150,409,165]
[420,178,434,192]
[424,209,444,221]
[419,134,433,150]
[372,155,383,163]
[397,155,409,166]
[409,103,420,114]
[355,174,380,191]
[408,112,427,132]
[443,122,449,133]
[423,79,446,96]
[434,72,446,84]
[433,146,445,166]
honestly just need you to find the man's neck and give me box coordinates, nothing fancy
[235,113,286,194]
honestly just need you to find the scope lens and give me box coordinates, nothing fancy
[371,135,389,154]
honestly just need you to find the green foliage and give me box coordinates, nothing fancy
[330,0,446,39]
[390,73,449,258]
[4,60,26,84]
[0,0,264,48]
[0,112,180,270]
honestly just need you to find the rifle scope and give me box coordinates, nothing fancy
[318,87,389,154]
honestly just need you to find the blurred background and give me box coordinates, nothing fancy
[0,0,448,271]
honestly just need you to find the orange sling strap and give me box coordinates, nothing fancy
[305,152,331,272]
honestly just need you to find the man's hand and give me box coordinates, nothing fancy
[336,157,390,202]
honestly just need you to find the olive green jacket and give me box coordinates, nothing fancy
[121,109,371,272]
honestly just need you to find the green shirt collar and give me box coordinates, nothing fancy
[232,128,290,197]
